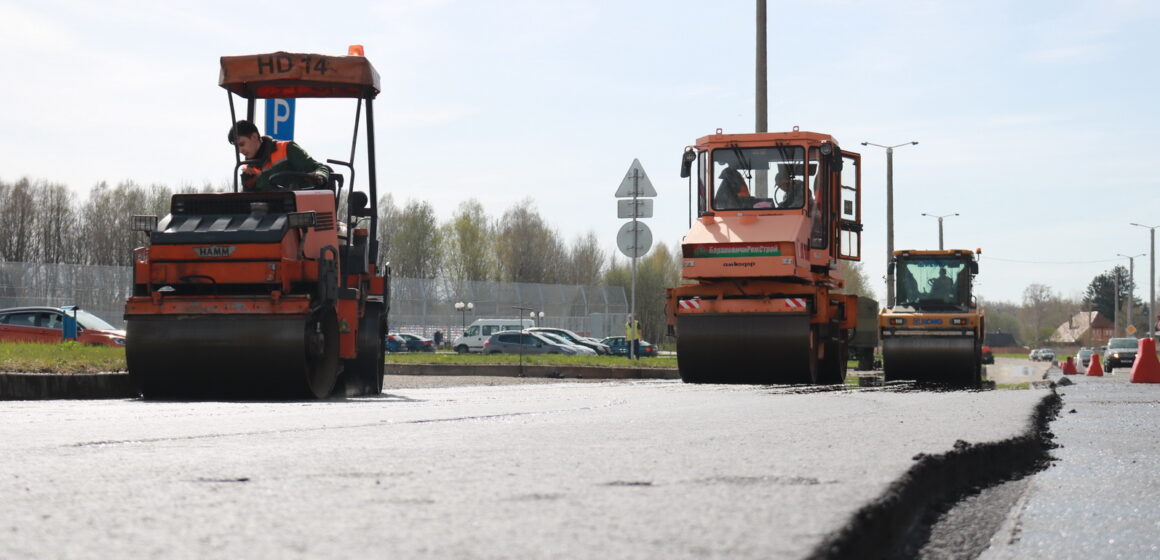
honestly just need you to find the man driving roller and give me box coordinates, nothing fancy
[227,120,330,192]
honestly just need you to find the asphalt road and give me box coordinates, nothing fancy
[0,377,1050,559]
[979,367,1160,559]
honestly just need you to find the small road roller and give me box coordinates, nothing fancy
[125,48,389,399]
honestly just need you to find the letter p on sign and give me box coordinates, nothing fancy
[265,98,296,141]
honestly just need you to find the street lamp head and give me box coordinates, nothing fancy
[860,141,869,146]
[454,302,463,311]
[466,302,474,311]
[910,141,919,145]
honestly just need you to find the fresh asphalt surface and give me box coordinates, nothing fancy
[1,375,1049,559]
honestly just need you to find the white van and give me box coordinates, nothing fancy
[453,317,535,353]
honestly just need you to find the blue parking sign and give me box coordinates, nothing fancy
[265,98,295,140]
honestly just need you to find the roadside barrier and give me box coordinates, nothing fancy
[1061,356,1078,375]
[1130,338,1160,384]
[1086,353,1104,377]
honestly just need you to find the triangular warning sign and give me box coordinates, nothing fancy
[614,158,657,198]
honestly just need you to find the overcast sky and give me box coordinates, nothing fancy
[3,0,1159,306]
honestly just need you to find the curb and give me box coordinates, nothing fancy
[2,365,680,400]
[385,363,680,380]
[0,372,137,401]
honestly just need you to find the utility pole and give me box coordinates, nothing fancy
[755,0,766,133]
[862,141,919,306]
[1131,223,1159,339]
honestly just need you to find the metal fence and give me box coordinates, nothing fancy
[390,277,629,340]
[0,262,629,339]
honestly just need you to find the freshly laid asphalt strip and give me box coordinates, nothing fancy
[0,364,678,400]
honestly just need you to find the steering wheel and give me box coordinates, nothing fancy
[265,171,320,191]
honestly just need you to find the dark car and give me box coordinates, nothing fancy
[386,332,435,353]
[483,330,586,355]
[0,306,125,347]
[599,336,659,357]
[526,327,610,355]
[1103,337,1139,372]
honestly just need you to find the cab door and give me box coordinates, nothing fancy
[838,152,862,260]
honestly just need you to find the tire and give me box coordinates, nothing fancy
[455,345,470,354]
[817,339,848,385]
[340,302,385,396]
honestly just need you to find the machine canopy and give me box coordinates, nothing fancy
[219,51,380,99]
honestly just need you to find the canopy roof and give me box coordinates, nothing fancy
[219,51,380,99]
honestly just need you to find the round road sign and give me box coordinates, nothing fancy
[616,221,653,258]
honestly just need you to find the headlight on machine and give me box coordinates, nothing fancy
[888,318,905,325]
[951,318,968,326]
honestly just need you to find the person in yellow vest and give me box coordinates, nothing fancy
[625,315,641,359]
[228,120,331,192]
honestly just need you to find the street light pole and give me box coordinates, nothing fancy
[454,301,474,332]
[1118,253,1145,334]
[921,213,959,250]
[1130,223,1159,339]
[861,141,919,306]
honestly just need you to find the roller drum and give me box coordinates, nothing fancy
[127,311,340,399]
[883,335,979,386]
[677,314,814,384]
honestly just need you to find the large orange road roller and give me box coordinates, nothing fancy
[124,48,389,399]
[665,128,863,384]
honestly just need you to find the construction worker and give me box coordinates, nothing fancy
[774,172,805,208]
[228,120,330,192]
[714,165,751,210]
[625,315,641,360]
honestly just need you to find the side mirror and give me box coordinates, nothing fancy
[680,147,696,179]
[349,191,372,217]
[970,261,979,274]
[887,262,895,275]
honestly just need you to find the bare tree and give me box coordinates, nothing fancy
[375,193,400,269]
[0,178,37,262]
[564,231,606,286]
[494,198,566,283]
[32,180,78,265]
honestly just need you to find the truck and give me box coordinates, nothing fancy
[124,47,389,399]
[878,249,984,386]
[664,128,863,384]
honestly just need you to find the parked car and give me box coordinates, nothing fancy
[386,332,435,353]
[1076,347,1094,367]
[1103,337,1139,372]
[482,330,586,355]
[1040,349,1056,362]
[534,331,597,355]
[1028,349,1042,361]
[599,336,659,357]
[0,306,126,347]
[526,327,610,355]
[981,345,994,364]
[453,318,536,353]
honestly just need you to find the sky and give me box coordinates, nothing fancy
[3,0,1160,306]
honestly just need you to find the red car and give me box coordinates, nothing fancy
[0,306,126,347]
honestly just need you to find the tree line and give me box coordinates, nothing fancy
[1,177,877,342]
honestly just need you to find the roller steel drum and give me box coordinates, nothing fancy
[127,310,340,399]
[882,335,980,386]
[677,314,815,384]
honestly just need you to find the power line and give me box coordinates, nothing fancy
[985,256,1124,265]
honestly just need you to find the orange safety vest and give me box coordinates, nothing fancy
[242,140,290,176]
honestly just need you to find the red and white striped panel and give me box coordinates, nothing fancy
[678,298,701,310]
[783,298,807,309]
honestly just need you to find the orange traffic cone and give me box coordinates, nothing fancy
[1086,353,1104,377]
[1130,338,1160,383]
[1062,356,1078,375]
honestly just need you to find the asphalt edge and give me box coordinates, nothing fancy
[807,386,1063,560]
[1,364,679,400]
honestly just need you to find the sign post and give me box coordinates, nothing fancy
[615,158,657,360]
